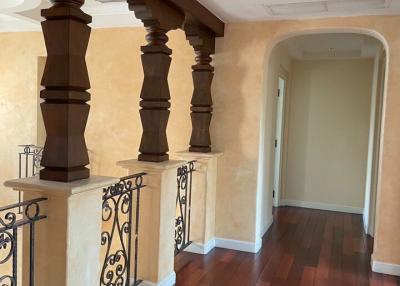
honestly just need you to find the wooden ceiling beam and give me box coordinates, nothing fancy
[167,0,225,37]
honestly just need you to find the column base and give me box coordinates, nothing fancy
[40,167,90,182]
[189,146,211,153]
[138,153,169,162]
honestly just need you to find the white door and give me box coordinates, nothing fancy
[273,77,286,207]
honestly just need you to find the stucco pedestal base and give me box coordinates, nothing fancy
[175,151,223,255]
[4,175,119,286]
[117,159,185,286]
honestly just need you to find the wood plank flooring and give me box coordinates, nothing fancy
[175,207,400,286]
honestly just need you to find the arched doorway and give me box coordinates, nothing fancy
[258,29,388,271]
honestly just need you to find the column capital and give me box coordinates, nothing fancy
[184,16,215,54]
[128,0,184,32]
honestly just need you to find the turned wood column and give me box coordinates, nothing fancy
[189,48,214,152]
[40,0,91,182]
[184,18,216,153]
[128,0,184,162]
[138,22,172,162]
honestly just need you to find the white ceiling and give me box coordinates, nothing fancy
[1,0,400,32]
[199,0,400,22]
[0,0,142,32]
[281,33,382,60]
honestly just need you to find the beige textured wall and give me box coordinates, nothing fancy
[0,32,44,206]
[260,44,292,235]
[86,28,193,177]
[1,15,400,267]
[283,59,373,209]
[212,16,400,264]
[0,27,193,201]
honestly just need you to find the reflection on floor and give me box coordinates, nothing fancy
[175,207,400,286]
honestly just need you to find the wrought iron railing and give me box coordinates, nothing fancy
[18,145,43,179]
[100,173,146,286]
[0,198,47,286]
[175,161,196,256]
[17,145,43,211]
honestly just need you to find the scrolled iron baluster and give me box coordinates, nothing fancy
[100,173,145,286]
[0,213,17,229]
[175,161,196,255]
[0,231,14,265]
[0,198,47,286]
[0,275,15,286]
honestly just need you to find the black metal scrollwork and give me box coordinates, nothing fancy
[0,198,47,286]
[18,145,43,178]
[17,145,44,212]
[175,161,196,256]
[100,173,146,286]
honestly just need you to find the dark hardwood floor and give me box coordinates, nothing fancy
[175,207,400,286]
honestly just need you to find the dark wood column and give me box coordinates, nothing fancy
[129,0,184,162]
[40,0,91,182]
[184,18,215,153]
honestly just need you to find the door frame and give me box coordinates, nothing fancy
[273,67,289,207]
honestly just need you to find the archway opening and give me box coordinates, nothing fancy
[258,31,388,265]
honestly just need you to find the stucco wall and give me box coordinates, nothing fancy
[0,27,193,202]
[212,16,400,265]
[1,15,400,267]
[283,59,373,209]
[85,28,193,177]
[0,32,43,206]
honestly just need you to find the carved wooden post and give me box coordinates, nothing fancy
[184,18,215,153]
[40,0,91,182]
[138,22,171,162]
[128,0,184,162]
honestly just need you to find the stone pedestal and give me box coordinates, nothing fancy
[117,159,185,286]
[4,176,119,286]
[175,151,222,254]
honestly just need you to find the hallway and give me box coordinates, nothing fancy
[175,207,400,286]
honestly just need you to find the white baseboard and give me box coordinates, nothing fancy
[261,216,274,237]
[214,237,262,253]
[184,236,263,255]
[280,200,363,214]
[138,272,176,286]
[372,259,400,276]
[184,238,216,255]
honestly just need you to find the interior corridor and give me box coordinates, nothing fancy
[175,207,400,286]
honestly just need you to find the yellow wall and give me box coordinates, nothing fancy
[0,27,194,202]
[212,16,400,265]
[0,32,44,205]
[284,59,373,209]
[1,15,400,266]
[85,28,193,177]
